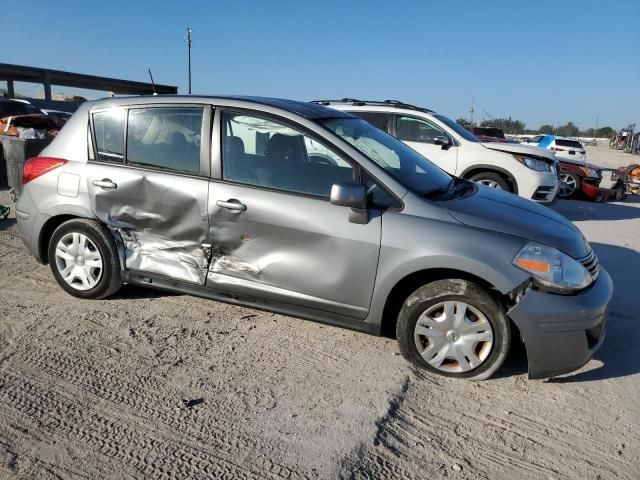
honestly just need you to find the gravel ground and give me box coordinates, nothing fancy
[0,146,638,479]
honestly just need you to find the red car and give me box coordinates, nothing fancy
[557,159,603,199]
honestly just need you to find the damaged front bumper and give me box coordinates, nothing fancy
[507,269,613,379]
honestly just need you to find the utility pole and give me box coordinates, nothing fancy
[186,27,192,94]
[469,97,475,124]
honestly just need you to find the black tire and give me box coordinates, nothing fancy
[558,172,581,198]
[396,279,510,380]
[469,171,511,192]
[48,219,123,299]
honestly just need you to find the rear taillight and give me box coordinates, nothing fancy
[552,147,565,152]
[22,157,68,185]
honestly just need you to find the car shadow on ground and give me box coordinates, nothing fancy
[548,242,640,383]
[111,284,179,300]
[552,196,640,221]
[0,218,17,231]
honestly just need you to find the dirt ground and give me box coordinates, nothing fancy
[0,146,638,479]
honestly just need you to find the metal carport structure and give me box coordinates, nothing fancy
[0,63,177,99]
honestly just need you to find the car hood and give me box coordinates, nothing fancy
[559,157,603,170]
[440,186,589,259]
[482,142,556,162]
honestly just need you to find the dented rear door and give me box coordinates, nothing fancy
[86,104,212,284]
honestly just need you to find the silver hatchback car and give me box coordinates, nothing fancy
[16,96,612,380]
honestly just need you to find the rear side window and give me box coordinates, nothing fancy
[92,109,125,163]
[126,107,203,174]
[352,112,393,133]
[555,139,583,149]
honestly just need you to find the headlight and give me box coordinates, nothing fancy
[513,155,550,172]
[513,242,592,293]
[579,166,600,178]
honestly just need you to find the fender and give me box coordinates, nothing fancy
[460,164,519,194]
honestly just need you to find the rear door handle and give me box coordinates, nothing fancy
[92,179,117,190]
[216,199,247,212]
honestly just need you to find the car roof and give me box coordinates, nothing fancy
[312,99,435,115]
[83,95,353,120]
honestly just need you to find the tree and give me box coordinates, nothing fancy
[66,95,87,103]
[456,118,471,126]
[596,126,614,138]
[480,117,526,134]
[539,124,554,134]
[556,122,580,137]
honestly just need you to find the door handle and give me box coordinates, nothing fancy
[216,199,247,212]
[92,179,117,190]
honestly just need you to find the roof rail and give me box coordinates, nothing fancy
[311,98,433,113]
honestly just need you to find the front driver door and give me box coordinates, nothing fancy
[206,109,382,319]
[395,115,458,174]
[86,104,212,285]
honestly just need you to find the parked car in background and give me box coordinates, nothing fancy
[464,125,517,143]
[557,158,603,198]
[42,109,73,124]
[0,99,62,138]
[525,135,587,161]
[16,95,611,380]
[316,99,558,203]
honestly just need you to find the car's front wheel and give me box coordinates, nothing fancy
[469,171,511,191]
[559,172,581,198]
[48,219,123,299]
[396,279,510,380]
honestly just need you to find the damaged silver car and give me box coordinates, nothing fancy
[16,96,612,380]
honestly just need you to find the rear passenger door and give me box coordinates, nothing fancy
[86,104,213,284]
[206,109,382,319]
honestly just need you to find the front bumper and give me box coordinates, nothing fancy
[517,168,558,204]
[508,269,613,379]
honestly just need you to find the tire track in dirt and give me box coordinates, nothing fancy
[0,369,304,479]
[340,368,639,479]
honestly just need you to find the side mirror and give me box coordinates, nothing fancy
[330,181,367,209]
[433,136,452,149]
[330,181,368,224]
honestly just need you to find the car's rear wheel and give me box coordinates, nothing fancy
[396,279,510,380]
[469,172,511,191]
[48,219,123,299]
[559,172,581,198]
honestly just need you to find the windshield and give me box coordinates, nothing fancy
[434,114,481,143]
[320,117,452,195]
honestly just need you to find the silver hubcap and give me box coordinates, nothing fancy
[54,232,103,291]
[559,173,577,197]
[414,301,494,373]
[476,179,502,189]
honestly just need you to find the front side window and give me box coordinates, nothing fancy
[321,117,452,195]
[397,116,444,143]
[222,112,354,198]
[126,107,203,174]
[92,108,125,163]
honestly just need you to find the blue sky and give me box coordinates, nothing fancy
[2,0,639,130]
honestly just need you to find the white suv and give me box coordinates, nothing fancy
[316,100,558,203]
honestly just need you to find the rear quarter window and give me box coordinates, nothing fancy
[92,109,125,163]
